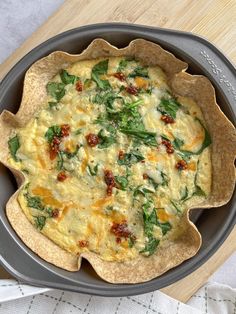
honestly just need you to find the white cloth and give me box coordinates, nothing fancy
[1,280,236,314]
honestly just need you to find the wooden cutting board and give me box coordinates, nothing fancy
[0,0,235,303]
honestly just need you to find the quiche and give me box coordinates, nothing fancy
[0,39,235,283]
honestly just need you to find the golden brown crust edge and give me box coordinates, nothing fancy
[0,38,235,283]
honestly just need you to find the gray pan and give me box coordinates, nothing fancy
[0,23,235,297]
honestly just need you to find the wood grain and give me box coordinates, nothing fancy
[0,0,235,302]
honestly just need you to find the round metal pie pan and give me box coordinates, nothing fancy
[0,23,235,296]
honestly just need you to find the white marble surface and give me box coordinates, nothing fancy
[0,0,235,288]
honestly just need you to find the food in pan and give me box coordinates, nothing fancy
[0,39,235,283]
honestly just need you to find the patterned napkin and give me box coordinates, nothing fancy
[0,280,236,314]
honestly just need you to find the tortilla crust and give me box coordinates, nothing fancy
[0,39,235,283]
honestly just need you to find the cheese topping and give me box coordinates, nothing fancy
[8,57,211,261]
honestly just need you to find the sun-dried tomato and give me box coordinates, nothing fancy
[110,221,131,239]
[104,169,116,196]
[113,72,126,82]
[161,115,175,124]
[76,80,83,92]
[86,133,99,147]
[116,237,122,244]
[49,136,61,160]
[78,240,89,248]
[57,171,67,181]
[118,150,124,160]
[125,85,139,95]
[51,208,59,218]
[176,160,188,170]
[143,173,148,179]
[161,139,174,154]
[61,124,70,137]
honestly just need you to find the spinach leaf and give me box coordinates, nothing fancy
[148,177,159,190]
[158,221,172,235]
[48,101,58,109]
[88,164,99,176]
[34,216,46,230]
[158,98,180,119]
[97,129,116,148]
[91,59,111,90]
[193,185,206,197]
[140,202,159,256]
[45,125,61,143]
[115,175,128,190]
[118,150,144,167]
[60,70,79,84]
[133,185,154,198]
[46,82,65,101]
[140,236,159,256]
[161,171,169,186]
[57,151,64,170]
[25,194,44,211]
[8,135,20,161]
[170,200,182,214]
[129,66,149,78]
[93,91,123,111]
[120,128,157,146]
[74,129,82,135]
[173,119,211,157]
[195,119,212,154]
[180,186,189,201]
[62,145,80,159]
[117,59,129,72]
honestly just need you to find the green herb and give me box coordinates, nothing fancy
[97,129,116,148]
[158,221,172,235]
[46,82,65,101]
[91,59,111,90]
[8,135,20,161]
[194,119,212,154]
[158,98,180,119]
[119,128,157,146]
[106,205,113,211]
[148,177,159,190]
[193,185,206,197]
[115,175,128,190]
[140,236,159,256]
[93,91,123,110]
[117,59,129,72]
[84,78,93,89]
[56,151,64,170]
[128,236,136,248]
[180,186,189,201]
[62,145,80,159]
[129,66,149,78]
[45,207,53,217]
[45,125,61,143]
[170,200,182,214]
[60,69,79,84]
[74,129,82,135]
[34,216,46,230]
[25,194,44,211]
[48,101,58,109]
[173,119,211,157]
[22,169,30,174]
[161,171,169,186]
[133,185,154,198]
[118,150,144,167]
[88,164,99,176]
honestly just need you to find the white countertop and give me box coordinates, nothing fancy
[0,0,235,288]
